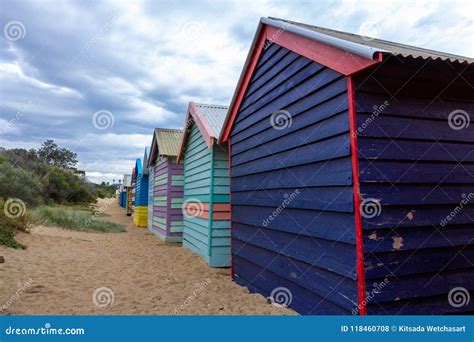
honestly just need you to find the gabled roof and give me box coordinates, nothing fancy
[219,17,474,142]
[194,103,229,138]
[142,147,150,175]
[147,128,183,167]
[177,102,229,163]
[131,158,141,182]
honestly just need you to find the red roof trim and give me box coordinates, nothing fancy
[220,24,381,142]
[177,102,216,163]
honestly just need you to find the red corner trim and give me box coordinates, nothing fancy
[220,27,267,142]
[347,76,367,315]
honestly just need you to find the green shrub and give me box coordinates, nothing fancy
[42,167,96,204]
[0,162,43,206]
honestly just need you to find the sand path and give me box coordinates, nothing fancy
[0,199,294,315]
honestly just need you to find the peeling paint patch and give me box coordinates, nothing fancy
[368,231,383,241]
[392,236,404,250]
[406,210,415,221]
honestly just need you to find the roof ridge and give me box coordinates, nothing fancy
[268,17,473,63]
[195,102,229,109]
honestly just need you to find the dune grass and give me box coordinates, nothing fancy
[29,205,126,233]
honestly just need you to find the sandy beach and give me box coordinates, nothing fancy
[0,199,295,315]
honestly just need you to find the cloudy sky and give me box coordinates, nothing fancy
[1,0,473,183]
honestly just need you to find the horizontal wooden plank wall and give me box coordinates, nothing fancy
[229,42,358,314]
[151,157,184,242]
[133,173,149,227]
[183,122,231,267]
[147,166,155,231]
[354,57,474,314]
[126,188,132,215]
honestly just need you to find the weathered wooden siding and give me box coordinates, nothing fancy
[354,57,474,314]
[126,188,132,215]
[229,43,358,314]
[150,157,184,242]
[183,123,231,267]
[133,173,149,227]
[147,166,154,231]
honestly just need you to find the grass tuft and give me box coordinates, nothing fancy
[29,205,126,233]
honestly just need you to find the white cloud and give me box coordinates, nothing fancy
[1,0,472,184]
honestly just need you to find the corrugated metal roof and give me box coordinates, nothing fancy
[269,17,473,64]
[142,147,150,174]
[194,103,229,138]
[154,128,182,156]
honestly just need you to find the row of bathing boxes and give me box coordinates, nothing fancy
[117,17,474,315]
[119,103,231,267]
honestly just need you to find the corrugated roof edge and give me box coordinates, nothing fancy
[269,17,474,64]
[261,17,386,60]
[219,17,473,142]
